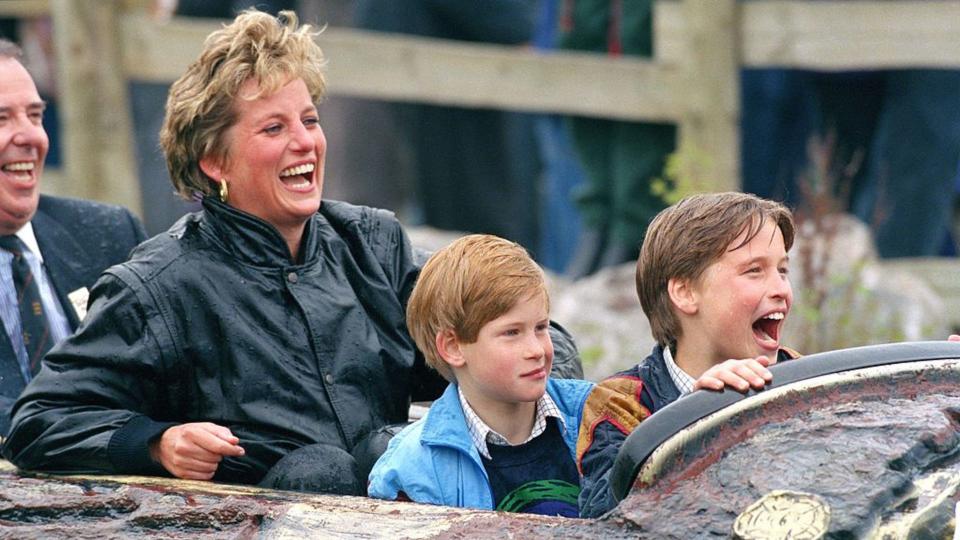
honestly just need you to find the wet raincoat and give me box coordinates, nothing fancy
[2,197,447,483]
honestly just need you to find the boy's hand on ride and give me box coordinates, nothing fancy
[693,356,775,393]
[949,335,960,342]
[149,422,245,480]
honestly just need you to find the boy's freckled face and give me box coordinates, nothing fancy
[689,218,792,363]
[455,293,553,409]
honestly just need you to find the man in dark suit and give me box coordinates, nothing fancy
[0,39,146,434]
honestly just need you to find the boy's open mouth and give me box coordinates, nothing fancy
[752,311,785,345]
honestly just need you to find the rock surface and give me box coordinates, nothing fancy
[0,461,631,539]
[613,359,960,538]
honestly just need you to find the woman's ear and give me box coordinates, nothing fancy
[435,329,465,368]
[199,154,224,182]
[668,277,699,316]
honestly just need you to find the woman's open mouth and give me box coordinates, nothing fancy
[279,162,315,190]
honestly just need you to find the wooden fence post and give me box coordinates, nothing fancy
[676,0,740,193]
[49,0,141,215]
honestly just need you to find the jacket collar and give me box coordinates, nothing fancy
[642,344,683,412]
[419,383,482,458]
[200,196,319,267]
[420,380,575,458]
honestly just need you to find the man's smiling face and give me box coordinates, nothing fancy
[0,57,48,235]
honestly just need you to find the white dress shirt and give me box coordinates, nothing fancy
[663,345,697,396]
[459,385,566,460]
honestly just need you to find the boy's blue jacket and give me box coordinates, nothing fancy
[368,378,594,509]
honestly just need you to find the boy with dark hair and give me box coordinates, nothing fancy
[577,191,799,517]
[368,234,594,516]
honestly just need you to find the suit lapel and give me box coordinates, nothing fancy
[0,305,26,393]
[31,208,88,330]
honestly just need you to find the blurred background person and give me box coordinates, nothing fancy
[354,0,543,252]
[559,0,676,279]
[531,0,589,273]
[297,0,416,217]
[743,67,960,258]
[735,0,960,260]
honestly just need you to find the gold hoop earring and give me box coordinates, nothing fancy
[219,180,229,203]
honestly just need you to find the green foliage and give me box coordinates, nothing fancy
[787,135,910,353]
[792,258,906,352]
[579,345,604,368]
[651,144,716,204]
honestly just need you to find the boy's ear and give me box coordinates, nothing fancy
[435,329,466,368]
[668,277,699,316]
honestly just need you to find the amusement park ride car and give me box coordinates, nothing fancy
[2,341,959,539]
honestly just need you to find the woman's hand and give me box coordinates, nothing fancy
[149,422,245,480]
[693,356,776,393]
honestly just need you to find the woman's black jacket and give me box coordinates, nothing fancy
[2,198,449,483]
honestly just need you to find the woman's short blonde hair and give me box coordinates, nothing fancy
[160,9,326,199]
[406,234,549,382]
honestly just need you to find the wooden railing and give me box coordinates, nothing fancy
[2,0,958,326]
[4,0,958,209]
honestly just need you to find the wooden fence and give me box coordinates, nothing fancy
[2,0,959,324]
